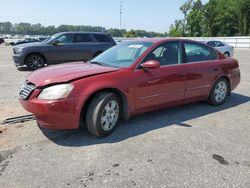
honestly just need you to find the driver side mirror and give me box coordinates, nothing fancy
[51,39,62,46]
[140,60,160,70]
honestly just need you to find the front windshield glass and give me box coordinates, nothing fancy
[47,33,62,43]
[91,41,154,68]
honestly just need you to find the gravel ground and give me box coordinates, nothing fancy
[0,45,250,188]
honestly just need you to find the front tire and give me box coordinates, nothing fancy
[208,78,229,106]
[25,54,45,70]
[86,92,121,137]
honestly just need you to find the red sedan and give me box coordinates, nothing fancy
[19,39,240,137]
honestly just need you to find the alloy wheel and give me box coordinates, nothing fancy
[214,81,228,103]
[28,55,44,69]
[101,100,119,131]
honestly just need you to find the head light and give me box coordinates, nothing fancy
[38,84,74,100]
[14,47,24,54]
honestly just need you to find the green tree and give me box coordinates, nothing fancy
[0,22,13,34]
[239,0,250,35]
[125,29,165,38]
[186,0,206,37]
[204,0,239,36]
[168,20,183,37]
[180,0,193,36]
[107,28,126,37]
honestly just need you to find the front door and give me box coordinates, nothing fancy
[134,41,186,110]
[46,33,76,63]
[72,33,95,61]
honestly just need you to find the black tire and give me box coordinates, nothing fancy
[224,52,230,58]
[208,78,229,106]
[25,54,45,70]
[86,92,121,137]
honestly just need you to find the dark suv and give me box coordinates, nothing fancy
[12,32,116,70]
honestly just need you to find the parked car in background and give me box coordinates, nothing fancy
[19,39,241,137]
[37,37,48,42]
[13,32,116,70]
[206,40,234,58]
[0,38,4,44]
[10,38,41,46]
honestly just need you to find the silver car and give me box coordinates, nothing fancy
[206,40,234,58]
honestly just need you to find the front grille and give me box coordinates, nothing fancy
[19,82,36,100]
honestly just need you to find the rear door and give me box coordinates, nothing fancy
[72,33,95,61]
[134,41,186,110]
[92,34,116,53]
[183,42,220,100]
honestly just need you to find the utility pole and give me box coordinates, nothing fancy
[120,0,123,29]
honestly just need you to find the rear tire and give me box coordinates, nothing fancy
[208,78,229,106]
[86,92,121,137]
[25,54,45,70]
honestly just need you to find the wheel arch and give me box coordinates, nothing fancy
[214,75,231,94]
[223,51,230,57]
[24,52,47,65]
[80,87,129,127]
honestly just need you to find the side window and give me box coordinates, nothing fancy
[73,34,93,43]
[143,42,181,66]
[184,42,217,63]
[215,41,225,47]
[207,41,215,47]
[93,34,110,42]
[56,34,73,44]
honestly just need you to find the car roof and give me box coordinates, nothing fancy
[57,31,110,35]
[123,38,207,44]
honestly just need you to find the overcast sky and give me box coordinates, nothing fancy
[0,0,208,33]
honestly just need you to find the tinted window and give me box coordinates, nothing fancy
[143,42,181,66]
[184,42,217,63]
[207,41,215,47]
[208,41,224,47]
[73,34,93,43]
[56,34,73,43]
[93,34,110,42]
[214,41,225,47]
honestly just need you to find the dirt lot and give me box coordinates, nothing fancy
[0,45,250,188]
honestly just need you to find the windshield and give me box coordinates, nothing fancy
[47,33,62,43]
[91,41,154,68]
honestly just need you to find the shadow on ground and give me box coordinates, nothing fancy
[40,93,250,147]
[17,66,32,72]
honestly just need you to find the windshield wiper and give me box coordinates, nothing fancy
[89,61,109,67]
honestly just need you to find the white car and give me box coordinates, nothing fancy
[206,41,234,58]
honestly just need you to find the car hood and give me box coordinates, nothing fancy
[27,62,120,87]
[14,41,43,48]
